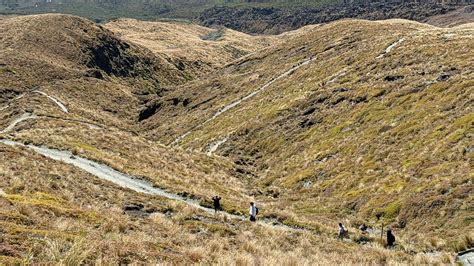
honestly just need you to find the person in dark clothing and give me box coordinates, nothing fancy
[212,196,222,213]
[359,223,368,234]
[249,202,257,222]
[338,223,348,239]
[387,229,396,247]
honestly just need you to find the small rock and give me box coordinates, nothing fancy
[124,204,144,211]
[145,207,158,213]
[0,189,5,197]
[351,95,367,104]
[379,125,393,133]
[341,126,353,133]
[300,118,319,128]
[331,96,346,105]
[264,189,280,198]
[333,87,350,93]
[303,107,316,116]
[437,74,450,82]
[384,75,404,82]
[303,181,313,188]
[463,145,474,155]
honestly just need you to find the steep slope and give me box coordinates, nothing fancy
[0,14,189,90]
[104,18,277,78]
[0,14,247,206]
[103,19,315,123]
[0,14,471,263]
[0,14,205,137]
[147,19,473,249]
[0,14,258,263]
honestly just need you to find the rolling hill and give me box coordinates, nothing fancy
[104,18,277,79]
[0,13,472,264]
[143,18,474,251]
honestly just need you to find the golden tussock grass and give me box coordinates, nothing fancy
[0,14,472,264]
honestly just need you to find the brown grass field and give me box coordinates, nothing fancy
[0,14,472,264]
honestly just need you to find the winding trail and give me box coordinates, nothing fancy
[207,137,228,156]
[0,106,7,112]
[0,139,295,231]
[0,139,219,212]
[1,88,68,114]
[173,37,409,146]
[33,91,69,113]
[457,249,474,265]
[0,108,464,260]
[327,69,348,84]
[171,57,317,145]
[376,38,406,59]
[0,113,37,134]
[42,115,103,130]
[1,136,462,259]
[1,112,102,134]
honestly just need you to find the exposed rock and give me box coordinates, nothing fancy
[437,73,450,82]
[333,87,350,93]
[265,189,280,198]
[138,101,162,121]
[124,204,144,211]
[351,95,368,104]
[384,75,404,82]
[303,107,317,116]
[378,125,394,133]
[85,69,104,79]
[85,33,160,82]
[331,96,346,105]
[303,180,313,188]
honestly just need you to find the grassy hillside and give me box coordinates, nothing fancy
[104,18,277,79]
[146,19,474,251]
[3,142,404,264]
[0,13,472,263]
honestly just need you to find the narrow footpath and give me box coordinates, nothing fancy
[0,139,296,231]
[171,57,317,145]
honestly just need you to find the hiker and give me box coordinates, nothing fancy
[359,223,368,234]
[387,229,396,247]
[338,223,348,239]
[249,202,258,222]
[212,196,222,213]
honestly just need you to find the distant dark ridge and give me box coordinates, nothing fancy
[197,2,471,34]
[340,0,472,4]
[1,0,472,33]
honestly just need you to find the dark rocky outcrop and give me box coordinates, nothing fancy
[138,100,162,121]
[85,33,161,82]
